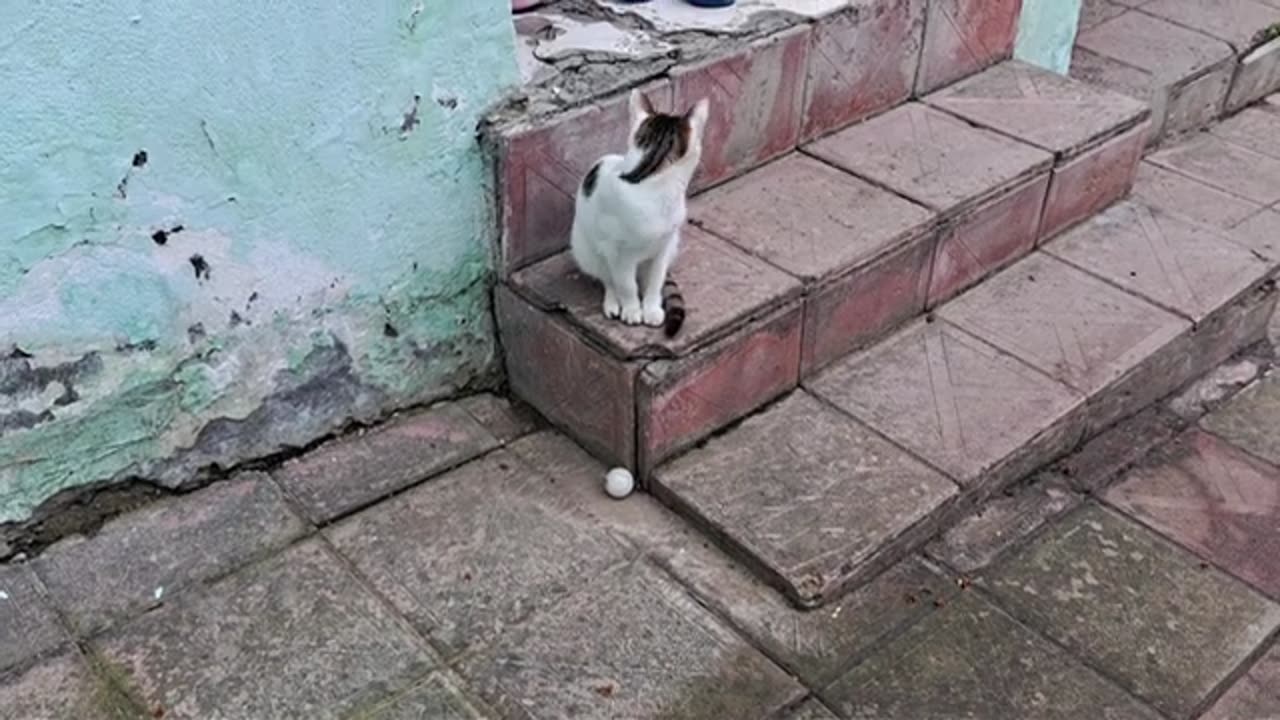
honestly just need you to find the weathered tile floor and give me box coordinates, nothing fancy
[5,338,1280,720]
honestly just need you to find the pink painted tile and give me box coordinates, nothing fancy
[807,103,1052,216]
[927,173,1049,306]
[639,303,804,474]
[916,0,1022,94]
[1211,108,1280,162]
[691,154,937,282]
[496,82,673,275]
[926,60,1149,158]
[1107,429,1280,599]
[939,252,1191,432]
[1046,201,1273,323]
[652,391,958,607]
[495,285,639,468]
[802,232,935,374]
[1039,121,1150,240]
[1131,162,1264,231]
[808,319,1086,493]
[673,26,810,191]
[1140,0,1280,50]
[1075,12,1236,141]
[509,225,802,360]
[1232,208,1280,259]
[1149,133,1280,205]
[802,0,926,141]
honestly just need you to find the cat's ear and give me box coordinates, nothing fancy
[629,89,654,129]
[686,98,710,140]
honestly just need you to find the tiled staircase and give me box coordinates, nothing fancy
[486,1,1280,608]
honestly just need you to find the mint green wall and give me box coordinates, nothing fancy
[1015,0,1082,74]
[0,3,517,524]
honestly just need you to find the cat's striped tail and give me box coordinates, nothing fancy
[662,279,685,337]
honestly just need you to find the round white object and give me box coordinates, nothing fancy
[604,467,635,499]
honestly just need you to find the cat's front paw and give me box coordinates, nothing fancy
[620,302,644,325]
[603,295,622,319]
[642,303,665,328]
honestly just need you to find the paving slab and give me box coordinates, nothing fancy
[940,252,1190,432]
[456,392,541,445]
[808,319,1086,492]
[653,391,958,608]
[823,591,1163,720]
[274,401,499,523]
[457,561,804,720]
[1076,11,1235,91]
[922,59,1151,239]
[806,103,1052,215]
[806,103,1052,301]
[1148,132,1280,205]
[925,480,1079,574]
[691,154,936,283]
[96,539,437,720]
[984,504,1280,718]
[1074,13,1236,140]
[802,0,925,140]
[927,60,1148,159]
[510,430,956,686]
[356,671,488,720]
[1080,0,1127,30]
[35,472,307,637]
[1045,200,1273,322]
[1204,371,1280,466]
[1231,208,1280,258]
[1201,643,1280,720]
[1107,429,1280,599]
[1212,107,1280,162]
[690,153,938,370]
[0,651,138,720]
[1140,0,1280,50]
[915,0,1022,94]
[1131,161,1264,231]
[327,451,628,658]
[510,225,802,360]
[0,564,65,673]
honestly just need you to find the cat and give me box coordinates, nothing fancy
[570,89,710,337]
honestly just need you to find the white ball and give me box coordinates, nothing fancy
[604,467,635,499]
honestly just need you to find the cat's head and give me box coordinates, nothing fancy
[621,89,710,183]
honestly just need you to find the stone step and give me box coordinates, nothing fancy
[499,60,1150,476]
[489,0,1026,277]
[1073,3,1280,146]
[654,194,1277,608]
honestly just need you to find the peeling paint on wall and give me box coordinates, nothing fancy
[0,2,519,524]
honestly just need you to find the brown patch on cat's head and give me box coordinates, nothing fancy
[621,91,710,184]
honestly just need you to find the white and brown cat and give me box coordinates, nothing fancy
[570,90,710,337]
